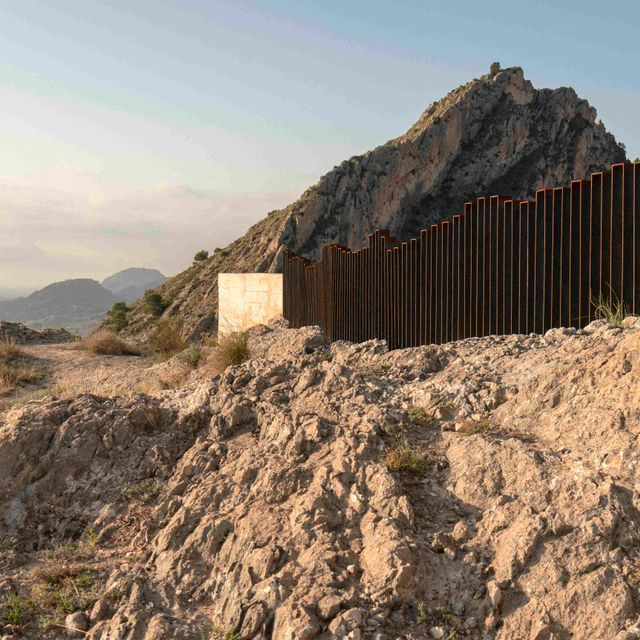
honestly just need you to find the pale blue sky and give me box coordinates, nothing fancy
[1,0,638,289]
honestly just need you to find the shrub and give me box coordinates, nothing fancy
[77,330,141,356]
[459,416,493,435]
[385,442,428,474]
[144,290,166,317]
[489,61,501,75]
[148,319,185,357]
[207,331,249,374]
[178,343,203,368]
[406,405,435,427]
[3,592,27,625]
[107,301,129,332]
[0,362,43,390]
[193,250,209,262]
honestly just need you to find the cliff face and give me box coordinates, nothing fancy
[125,67,625,338]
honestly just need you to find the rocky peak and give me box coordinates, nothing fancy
[123,66,625,339]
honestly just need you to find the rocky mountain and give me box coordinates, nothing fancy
[0,279,117,334]
[101,268,166,304]
[2,319,640,638]
[122,66,625,339]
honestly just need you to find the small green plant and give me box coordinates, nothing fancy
[211,626,239,640]
[193,250,209,262]
[107,301,129,332]
[406,405,435,427]
[144,290,166,317]
[4,592,27,625]
[84,528,99,548]
[178,343,203,369]
[121,479,163,504]
[207,331,249,373]
[592,292,631,328]
[148,319,185,358]
[416,601,428,623]
[385,441,429,474]
[489,61,501,75]
[459,416,493,435]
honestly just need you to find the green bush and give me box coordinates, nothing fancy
[489,61,501,75]
[207,331,249,374]
[193,250,209,262]
[107,301,129,332]
[144,291,166,317]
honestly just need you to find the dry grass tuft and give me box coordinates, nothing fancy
[75,330,142,356]
[205,331,249,374]
[0,340,45,395]
[148,319,185,358]
[0,339,27,360]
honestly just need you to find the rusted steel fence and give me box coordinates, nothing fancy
[283,162,640,349]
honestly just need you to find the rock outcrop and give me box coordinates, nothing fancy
[2,319,640,638]
[0,320,74,344]
[123,66,625,338]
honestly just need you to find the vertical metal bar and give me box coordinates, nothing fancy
[476,198,486,336]
[430,225,439,344]
[635,163,640,316]
[441,222,450,343]
[622,164,635,313]
[452,215,461,340]
[558,188,571,329]
[463,202,474,338]
[590,172,603,318]
[600,171,612,307]
[502,201,513,335]
[610,164,625,309]
[487,196,498,336]
[409,238,417,346]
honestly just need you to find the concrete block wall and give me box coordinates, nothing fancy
[218,273,283,332]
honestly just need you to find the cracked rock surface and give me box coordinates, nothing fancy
[2,319,640,639]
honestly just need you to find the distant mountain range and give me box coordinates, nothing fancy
[0,268,166,334]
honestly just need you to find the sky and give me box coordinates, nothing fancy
[1,0,639,292]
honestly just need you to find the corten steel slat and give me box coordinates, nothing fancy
[518,201,531,334]
[484,196,500,335]
[524,199,537,335]
[568,183,581,328]
[431,225,440,344]
[408,238,417,346]
[419,230,428,345]
[452,216,462,341]
[492,197,503,336]
[384,245,391,346]
[398,245,405,348]
[557,188,571,329]
[599,171,613,307]
[359,249,366,342]
[548,189,561,331]
[355,250,361,342]
[534,190,548,335]
[621,164,635,313]
[349,251,355,341]
[388,247,395,349]
[440,223,449,343]
[502,201,514,335]
[590,172,604,318]
[368,232,376,340]
[610,164,625,309]
[406,241,412,347]
[634,163,640,315]
[463,203,474,338]
[336,248,343,340]
[393,242,400,347]
[577,181,593,327]
[345,251,351,341]
[474,198,485,337]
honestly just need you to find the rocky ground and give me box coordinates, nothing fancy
[1,319,640,639]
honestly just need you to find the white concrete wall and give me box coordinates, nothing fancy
[218,273,283,332]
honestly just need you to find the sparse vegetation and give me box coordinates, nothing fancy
[385,441,429,474]
[489,61,501,75]
[3,592,28,625]
[121,479,163,504]
[75,329,142,356]
[144,290,166,317]
[193,250,209,262]
[178,343,203,368]
[592,292,632,328]
[148,319,185,358]
[0,339,26,360]
[107,301,129,332]
[458,416,494,435]
[406,404,435,427]
[206,331,249,373]
[211,627,239,640]
[0,340,44,395]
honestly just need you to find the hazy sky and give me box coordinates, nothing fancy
[1,0,638,291]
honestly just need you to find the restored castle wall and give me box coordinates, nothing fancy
[218,273,283,332]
